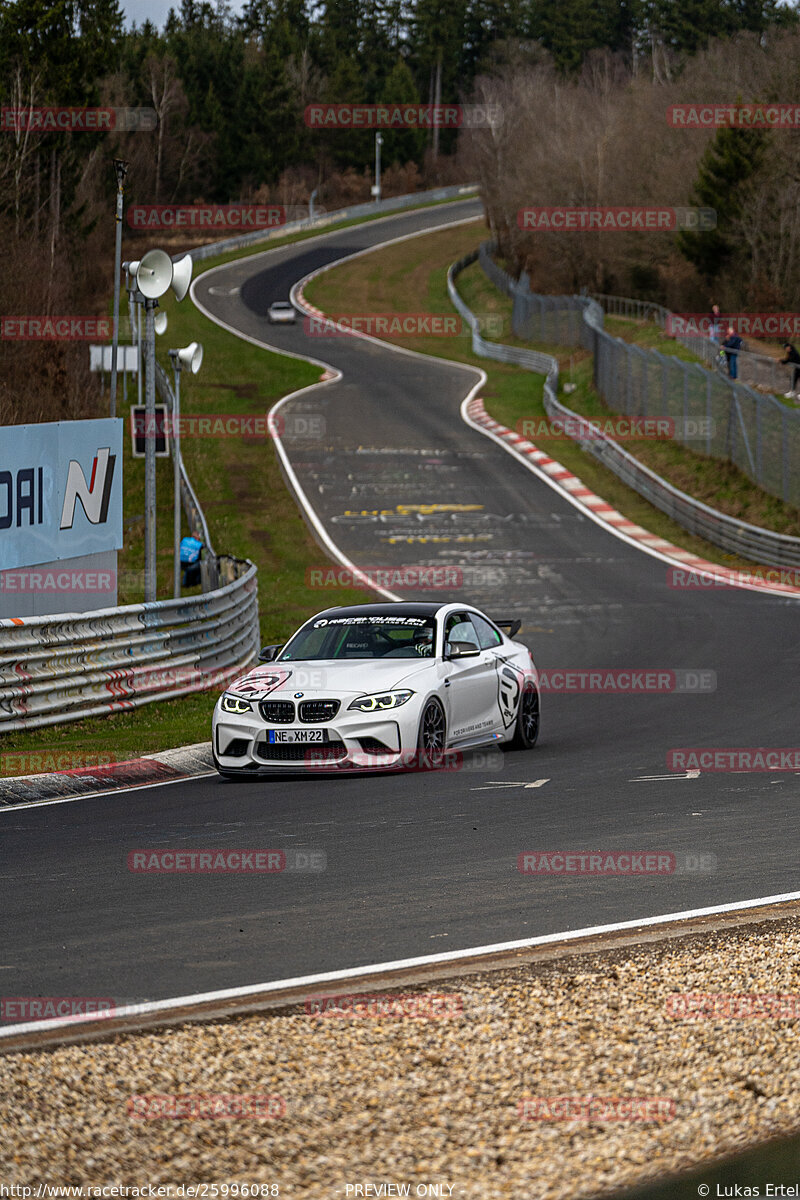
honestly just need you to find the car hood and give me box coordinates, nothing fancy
[224,658,434,700]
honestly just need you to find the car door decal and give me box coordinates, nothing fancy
[494,658,524,728]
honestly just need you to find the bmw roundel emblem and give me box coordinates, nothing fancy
[294,692,304,698]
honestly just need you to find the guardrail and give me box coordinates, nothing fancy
[0,561,258,732]
[479,244,800,511]
[450,250,800,569]
[0,364,259,733]
[186,184,480,263]
[590,291,795,396]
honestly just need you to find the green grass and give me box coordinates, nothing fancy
[603,314,707,364]
[306,224,800,568]
[454,259,800,539]
[0,198,471,762]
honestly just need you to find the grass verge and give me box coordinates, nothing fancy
[305,221,800,564]
[455,261,800,538]
[0,198,473,759]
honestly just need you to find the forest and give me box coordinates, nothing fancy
[1,0,798,422]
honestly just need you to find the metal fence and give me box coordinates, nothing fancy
[449,251,560,384]
[451,250,800,569]
[0,366,259,733]
[479,244,800,510]
[0,562,258,732]
[591,291,795,396]
[186,184,480,264]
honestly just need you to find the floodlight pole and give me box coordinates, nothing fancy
[110,159,128,418]
[169,350,183,599]
[144,298,158,603]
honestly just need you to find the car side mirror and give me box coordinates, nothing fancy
[445,640,481,659]
[258,644,283,662]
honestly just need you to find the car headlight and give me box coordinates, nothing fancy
[221,694,253,714]
[348,690,414,712]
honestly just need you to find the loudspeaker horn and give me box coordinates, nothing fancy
[154,311,168,335]
[171,254,193,302]
[177,341,203,374]
[135,249,173,299]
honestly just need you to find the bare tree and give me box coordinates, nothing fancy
[145,53,186,202]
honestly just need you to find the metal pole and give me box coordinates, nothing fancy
[137,302,143,408]
[374,133,382,204]
[172,362,182,599]
[144,299,157,603]
[109,160,128,417]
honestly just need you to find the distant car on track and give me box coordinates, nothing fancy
[267,300,297,324]
[212,601,540,777]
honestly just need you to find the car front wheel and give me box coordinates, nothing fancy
[509,683,540,750]
[415,698,446,770]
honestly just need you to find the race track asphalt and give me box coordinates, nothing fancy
[3,198,799,1017]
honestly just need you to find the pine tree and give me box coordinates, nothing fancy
[380,56,425,166]
[676,124,769,281]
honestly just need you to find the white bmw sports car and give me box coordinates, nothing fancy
[212,602,540,776]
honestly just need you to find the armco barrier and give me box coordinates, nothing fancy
[185,184,479,263]
[0,187,478,733]
[486,241,800,510]
[449,250,800,569]
[0,561,258,732]
[0,367,259,733]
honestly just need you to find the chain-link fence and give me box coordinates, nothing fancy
[591,291,795,396]
[452,249,800,568]
[479,244,800,508]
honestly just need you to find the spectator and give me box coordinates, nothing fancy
[180,530,203,588]
[722,326,743,379]
[709,303,723,343]
[780,342,800,399]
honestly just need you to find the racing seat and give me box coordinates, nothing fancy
[341,627,386,657]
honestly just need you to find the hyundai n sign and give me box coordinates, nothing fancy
[0,419,123,570]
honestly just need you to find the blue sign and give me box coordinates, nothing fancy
[0,419,123,570]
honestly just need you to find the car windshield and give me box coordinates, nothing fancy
[279,614,437,660]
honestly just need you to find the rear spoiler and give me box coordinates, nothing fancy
[494,618,522,639]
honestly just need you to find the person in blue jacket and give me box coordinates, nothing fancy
[180,530,203,587]
[722,326,743,379]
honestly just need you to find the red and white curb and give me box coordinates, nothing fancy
[465,396,800,600]
[298,250,800,603]
[0,743,215,808]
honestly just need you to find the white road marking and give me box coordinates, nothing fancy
[630,771,701,781]
[471,779,550,791]
[461,399,800,602]
[5,890,800,1040]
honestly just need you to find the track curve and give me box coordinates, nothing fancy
[3,199,799,1019]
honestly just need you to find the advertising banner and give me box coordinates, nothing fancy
[0,418,123,571]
